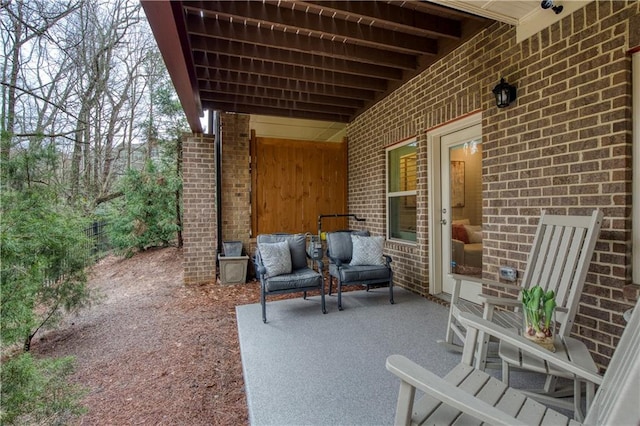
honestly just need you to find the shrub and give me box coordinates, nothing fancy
[1,353,86,425]
[1,188,92,351]
[106,160,180,257]
[1,156,92,425]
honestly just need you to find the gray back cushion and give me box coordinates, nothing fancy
[257,233,307,270]
[326,230,370,262]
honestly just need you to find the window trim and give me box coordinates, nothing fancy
[386,137,417,243]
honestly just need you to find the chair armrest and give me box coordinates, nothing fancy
[476,295,521,308]
[252,254,267,276]
[458,312,603,385]
[386,355,527,426]
[477,295,570,314]
[450,273,521,292]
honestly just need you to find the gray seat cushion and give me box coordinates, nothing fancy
[329,263,390,283]
[265,267,323,292]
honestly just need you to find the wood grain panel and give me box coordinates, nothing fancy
[251,136,347,235]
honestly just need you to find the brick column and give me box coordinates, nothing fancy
[220,113,251,248]
[182,133,216,285]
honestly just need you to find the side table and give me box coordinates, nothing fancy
[499,332,599,421]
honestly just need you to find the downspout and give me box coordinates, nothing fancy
[212,110,223,257]
[632,48,639,284]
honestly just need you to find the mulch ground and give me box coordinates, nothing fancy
[32,247,263,425]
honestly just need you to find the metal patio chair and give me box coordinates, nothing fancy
[325,230,394,311]
[254,233,326,323]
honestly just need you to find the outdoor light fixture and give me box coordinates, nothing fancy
[540,0,563,14]
[492,77,517,108]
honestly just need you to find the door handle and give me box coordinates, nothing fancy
[440,219,447,225]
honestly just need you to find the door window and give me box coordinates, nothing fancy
[449,140,483,277]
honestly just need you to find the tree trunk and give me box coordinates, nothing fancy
[1,3,23,162]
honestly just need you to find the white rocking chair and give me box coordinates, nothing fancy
[441,210,603,373]
[387,302,640,426]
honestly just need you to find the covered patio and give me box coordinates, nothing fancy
[235,287,566,424]
[141,0,640,413]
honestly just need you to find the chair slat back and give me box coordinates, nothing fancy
[520,210,603,336]
[585,302,640,426]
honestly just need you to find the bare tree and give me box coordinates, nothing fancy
[1,0,80,163]
[2,0,187,211]
[54,0,152,208]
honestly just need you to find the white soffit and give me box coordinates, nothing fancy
[516,1,593,42]
[428,1,593,43]
[428,0,537,25]
[249,115,346,142]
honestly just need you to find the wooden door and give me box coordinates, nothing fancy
[251,134,348,235]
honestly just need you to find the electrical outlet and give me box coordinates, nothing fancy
[499,266,517,282]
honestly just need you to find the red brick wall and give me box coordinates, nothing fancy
[346,1,639,366]
[182,133,216,285]
[182,115,252,284]
[220,113,251,256]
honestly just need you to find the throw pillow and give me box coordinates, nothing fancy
[349,235,385,266]
[452,224,470,244]
[258,241,292,277]
[465,225,483,244]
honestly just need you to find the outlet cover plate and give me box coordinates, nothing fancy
[500,266,517,281]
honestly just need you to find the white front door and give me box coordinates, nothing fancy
[428,113,483,303]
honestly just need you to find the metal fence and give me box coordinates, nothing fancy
[41,222,110,287]
[84,221,110,262]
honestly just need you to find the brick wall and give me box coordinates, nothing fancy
[182,115,252,284]
[220,113,252,257]
[346,1,639,366]
[182,133,216,285]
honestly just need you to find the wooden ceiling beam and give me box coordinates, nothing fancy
[197,72,377,102]
[201,93,357,116]
[395,0,490,21]
[184,13,419,70]
[184,0,438,55]
[143,1,492,124]
[200,84,365,109]
[190,36,404,81]
[194,56,388,92]
[295,0,462,40]
[201,101,351,123]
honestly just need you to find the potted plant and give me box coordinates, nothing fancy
[521,285,557,351]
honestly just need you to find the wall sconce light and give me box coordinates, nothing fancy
[541,0,563,14]
[492,77,517,108]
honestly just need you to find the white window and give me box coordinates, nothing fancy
[387,139,417,242]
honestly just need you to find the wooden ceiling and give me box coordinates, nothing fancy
[142,1,493,130]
